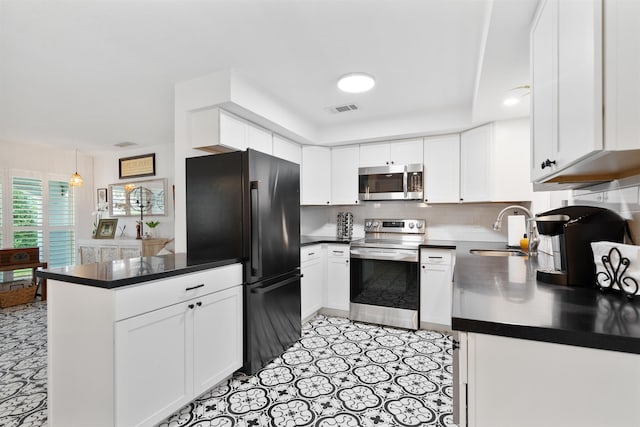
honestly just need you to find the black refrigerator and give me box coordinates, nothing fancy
[186,149,301,375]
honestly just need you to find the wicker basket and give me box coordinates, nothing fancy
[0,282,37,308]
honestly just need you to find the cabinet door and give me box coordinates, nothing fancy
[247,125,273,155]
[556,0,602,166]
[390,138,423,165]
[491,119,533,202]
[359,142,390,167]
[531,0,557,181]
[420,263,452,327]
[115,302,192,427]
[460,124,492,202]
[301,255,323,321]
[193,286,243,395]
[121,246,142,259]
[100,246,120,262]
[331,145,360,205]
[79,246,97,264]
[423,134,460,203]
[326,246,350,312]
[219,112,248,151]
[273,135,302,164]
[301,146,331,205]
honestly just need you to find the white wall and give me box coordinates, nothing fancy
[91,144,175,243]
[0,140,94,251]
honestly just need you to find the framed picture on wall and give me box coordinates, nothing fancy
[94,219,118,239]
[119,153,156,179]
[97,188,108,205]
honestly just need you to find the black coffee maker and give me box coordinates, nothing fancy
[535,206,626,287]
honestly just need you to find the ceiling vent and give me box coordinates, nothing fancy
[114,141,137,148]
[329,104,359,114]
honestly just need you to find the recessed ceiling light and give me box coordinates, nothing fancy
[503,97,520,106]
[337,73,376,93]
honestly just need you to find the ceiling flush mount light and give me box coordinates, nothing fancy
[69,149,83,188]
[337,73,376,93]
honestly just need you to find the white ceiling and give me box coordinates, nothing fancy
[0,0,538,152]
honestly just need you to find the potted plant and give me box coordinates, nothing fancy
[144,221,160,238]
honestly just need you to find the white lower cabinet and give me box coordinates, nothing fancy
[47,264,243,427]
[300,243,350,320]
[458,332,640,427]
[420,249,455,329]
[325,244,350,312]
[300,245,323,321]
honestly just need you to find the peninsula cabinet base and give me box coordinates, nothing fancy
[457,332,640,427]
[47,264,243,427]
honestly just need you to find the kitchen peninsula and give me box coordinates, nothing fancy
[38,254,243,427]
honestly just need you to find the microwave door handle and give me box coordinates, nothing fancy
[403,168,408,199]
[250,180,262,277]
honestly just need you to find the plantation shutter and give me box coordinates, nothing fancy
[12,176,43,279]
[48,180,75,267]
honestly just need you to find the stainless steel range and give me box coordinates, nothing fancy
[350,218,426,329]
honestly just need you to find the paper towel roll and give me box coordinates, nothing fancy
[508,215,526,247]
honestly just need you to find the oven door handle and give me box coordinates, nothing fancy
[350,249,418,262]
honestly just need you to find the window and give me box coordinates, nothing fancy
[1,171,75,280]
[48,180,75,268]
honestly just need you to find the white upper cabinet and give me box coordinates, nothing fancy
[531,0,640,185]
[189,107,273,154]
[491,119,533,202]
[359,139,423,167]
[301,146,331,205]
[273,135,302,164]
[331,145,360,205]
[423,134,460,203]
[247,125,273,155]
[460,124,492,202]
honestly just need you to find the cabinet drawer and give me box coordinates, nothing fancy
[326,244,349,259]
[114,263,242,321]
[420,249,453,265]
[301,245,322,263]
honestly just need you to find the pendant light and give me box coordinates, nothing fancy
[69,149,83,188]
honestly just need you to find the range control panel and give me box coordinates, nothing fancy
[363,218,426,234]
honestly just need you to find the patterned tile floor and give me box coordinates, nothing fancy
[159,315,455,427]
[0,304,454,427]
[0,302,48,427]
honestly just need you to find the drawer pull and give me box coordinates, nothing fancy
[186,284,205,291]
[196,301,202,307]
[333,250,344,254]
[188,304,195,309]
[307,252,315,256]
[428,256,443,259]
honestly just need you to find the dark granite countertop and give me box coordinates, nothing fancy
[450,241,640,354]
[36,253,241,289]
[301,235,353,246]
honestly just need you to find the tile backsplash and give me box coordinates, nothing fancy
[302,180,640,247]
[301,201,532,242]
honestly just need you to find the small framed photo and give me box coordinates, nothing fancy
[119,153,156,179]
[95,218,118,239]
[97,188,108,205]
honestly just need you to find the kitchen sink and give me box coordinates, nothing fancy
[469,249,527,257]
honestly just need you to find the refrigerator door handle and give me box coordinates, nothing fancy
[250,180,262,277]
[250,274,301,294]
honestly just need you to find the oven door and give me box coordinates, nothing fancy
[349,247,419,329]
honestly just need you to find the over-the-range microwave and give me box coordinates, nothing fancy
[358,163,423,201]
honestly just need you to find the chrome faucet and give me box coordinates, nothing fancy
[493,205,539,255]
